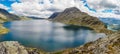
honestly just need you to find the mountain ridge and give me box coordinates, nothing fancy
[0,8,21,21]
[52,7,113,34]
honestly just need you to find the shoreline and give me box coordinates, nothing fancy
[0,30,119,54]
[0,24,9,34]
[0,20,119,54]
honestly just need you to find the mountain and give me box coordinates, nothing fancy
[100,18,120,31]
[49,12,61,19]
[0,8,29,34]
[28,16,45,19]
[0,8,21,21]
[100,18,120,24]
[53,7,113,34]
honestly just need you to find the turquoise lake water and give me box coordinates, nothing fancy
[0,20,106,52]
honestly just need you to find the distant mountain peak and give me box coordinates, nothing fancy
[63,7,80,13]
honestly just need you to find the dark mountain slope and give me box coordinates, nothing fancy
[49,12,61,19]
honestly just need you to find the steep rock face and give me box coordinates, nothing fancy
[55,32,120,54]
[53,7,113,34]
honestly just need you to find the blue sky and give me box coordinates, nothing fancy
[0,0,96,12]
[0,0,120,18]
[1,0,96,12]
[0,0,19,11]
[0,0,17,7]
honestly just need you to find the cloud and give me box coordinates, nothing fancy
[86,0,120,11]
[11,0,120,19]
[11,0,81,18]
[85,0,120,19]
[0,4,9,10]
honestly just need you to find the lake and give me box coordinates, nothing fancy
[0,20,106,52]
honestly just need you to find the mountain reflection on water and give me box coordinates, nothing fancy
[1,20,106,52]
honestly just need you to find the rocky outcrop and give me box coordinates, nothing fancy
[54,32,120,54]
[0,41,46,54]
[0,41,28,54]
[53,7,113,34]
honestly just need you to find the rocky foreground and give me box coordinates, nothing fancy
[53,32,120,54]
[0,41,46,54]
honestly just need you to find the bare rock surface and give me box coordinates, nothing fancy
[0,41,28,54]
[0,41,47,54]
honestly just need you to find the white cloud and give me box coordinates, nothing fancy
[0,4,9,10]
[11,0,120,19]
[86,0,120,11]
[85,0,120,19]
[11,0,80,18]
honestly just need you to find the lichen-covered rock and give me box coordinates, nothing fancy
[0,41,28,54]
[57,32,120,54]
[0,41,47,54]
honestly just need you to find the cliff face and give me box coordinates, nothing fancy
[53,7,113,34]
[53,32,120,54]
